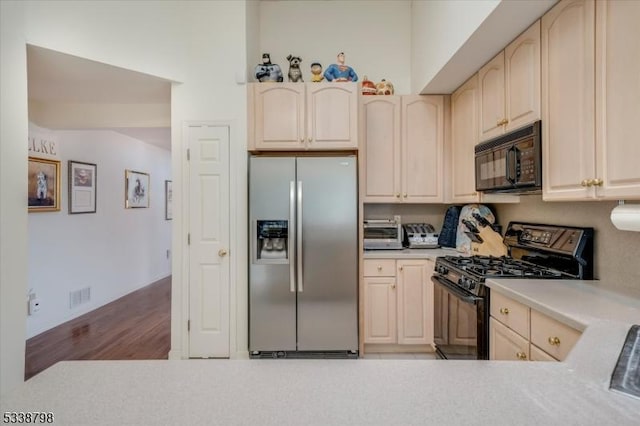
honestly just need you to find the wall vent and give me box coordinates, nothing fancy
[69,287,91,309]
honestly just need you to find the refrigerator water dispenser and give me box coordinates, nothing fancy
[256,220,288,261]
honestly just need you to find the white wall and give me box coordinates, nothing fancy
[258,0,412,94]
[1,0,248,396]
[411,0,499,93]
[26,125,171,338]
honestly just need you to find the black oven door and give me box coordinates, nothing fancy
[431,275,488,360]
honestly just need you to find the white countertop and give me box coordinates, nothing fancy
[363,247,464,259]
[2,280,639,425]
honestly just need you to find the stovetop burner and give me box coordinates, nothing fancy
[439,255,565,279]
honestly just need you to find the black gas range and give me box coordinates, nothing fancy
[432,222,593,360]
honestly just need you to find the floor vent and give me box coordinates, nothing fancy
[69,287,91,309]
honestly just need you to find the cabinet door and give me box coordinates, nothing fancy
[478,51,506,142]
[396,260,433,345]
[432,279,449,346]
[489,318,529,361]
[542,0,596,200]
[402,96,445,203]
[595,0,640,199]
[450,74,480,203]
[505,20,541,133]
[253,83,306,150]
[363,277,397,344]
[360,96,401,202]
[307,83,358,149]
[530,344,556,362]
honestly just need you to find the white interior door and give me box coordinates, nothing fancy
[188,124,230,358]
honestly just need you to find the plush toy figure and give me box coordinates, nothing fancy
[286,55,304,82]
[310,62,324,82]
[323,52,358,82]
[255,53,283,82]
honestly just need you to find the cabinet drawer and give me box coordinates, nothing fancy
[490,292,530,339]
[363,259,396,277]
[530,309,581,361]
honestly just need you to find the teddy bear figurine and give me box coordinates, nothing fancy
[310,62,324,82]
[286,55,304,82]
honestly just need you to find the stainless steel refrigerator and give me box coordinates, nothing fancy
[249,155,358,357]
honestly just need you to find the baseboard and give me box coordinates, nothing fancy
[168,349,184,360]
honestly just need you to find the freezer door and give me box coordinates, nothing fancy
[249,156,297,352]
[296,156,358,351]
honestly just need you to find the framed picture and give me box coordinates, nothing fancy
[125,170,150,208]
[165,180,173,220]
[28,157,60,212]
[68,160,97,214]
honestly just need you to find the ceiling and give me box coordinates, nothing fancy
[27,45,172,150]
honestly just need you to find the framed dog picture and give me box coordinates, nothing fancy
[125,170,150,208]
[68,160,97,214]
[165,180,173,220]
[28,157,60,212]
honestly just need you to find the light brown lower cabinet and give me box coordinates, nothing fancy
[363,258,434,347]
[490,291,581,361]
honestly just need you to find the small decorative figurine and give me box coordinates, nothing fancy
[376,79,394,95]
[255,53,283,82]
[310,62,324,82]
[286,55,304,82]
[323,52,358,82]
[361,76,376,95]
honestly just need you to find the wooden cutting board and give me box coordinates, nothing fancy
[471,225,508,257]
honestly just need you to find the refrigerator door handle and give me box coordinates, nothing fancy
[289,181,296,293]
[297,180,303,293]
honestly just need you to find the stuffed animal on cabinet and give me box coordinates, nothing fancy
[286,55,304,82]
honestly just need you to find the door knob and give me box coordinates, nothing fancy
[218,249,228,257]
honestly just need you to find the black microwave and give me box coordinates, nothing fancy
[475,120,541,193]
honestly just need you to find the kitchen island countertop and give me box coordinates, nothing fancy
[2,280,639,425]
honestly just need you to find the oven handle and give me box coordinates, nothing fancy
[431,276,481,305]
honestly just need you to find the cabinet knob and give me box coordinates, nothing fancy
[403,193,407,198]
[516,351,527,360]
[300,138,304,143]
[395,193,401,198]
[592,178,603,187]
[308,137,312,143]
[399,266,403,271]
[548,336,561,346]
[581,179,595,187]
[499,308,510,315]
[377,265,382,271]
[391,284,396,290]
[218,248,228,257]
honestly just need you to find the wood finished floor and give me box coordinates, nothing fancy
[25,276,171,380]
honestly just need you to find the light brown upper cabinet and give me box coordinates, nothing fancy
[360,95,444,203]
[450,74,481,203]
[479,20,541,142]
[542,0,640,200]
[248,82,358,151]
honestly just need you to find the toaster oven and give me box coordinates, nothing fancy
[363,219,403,250]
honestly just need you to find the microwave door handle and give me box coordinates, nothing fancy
[506,146,516,184]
